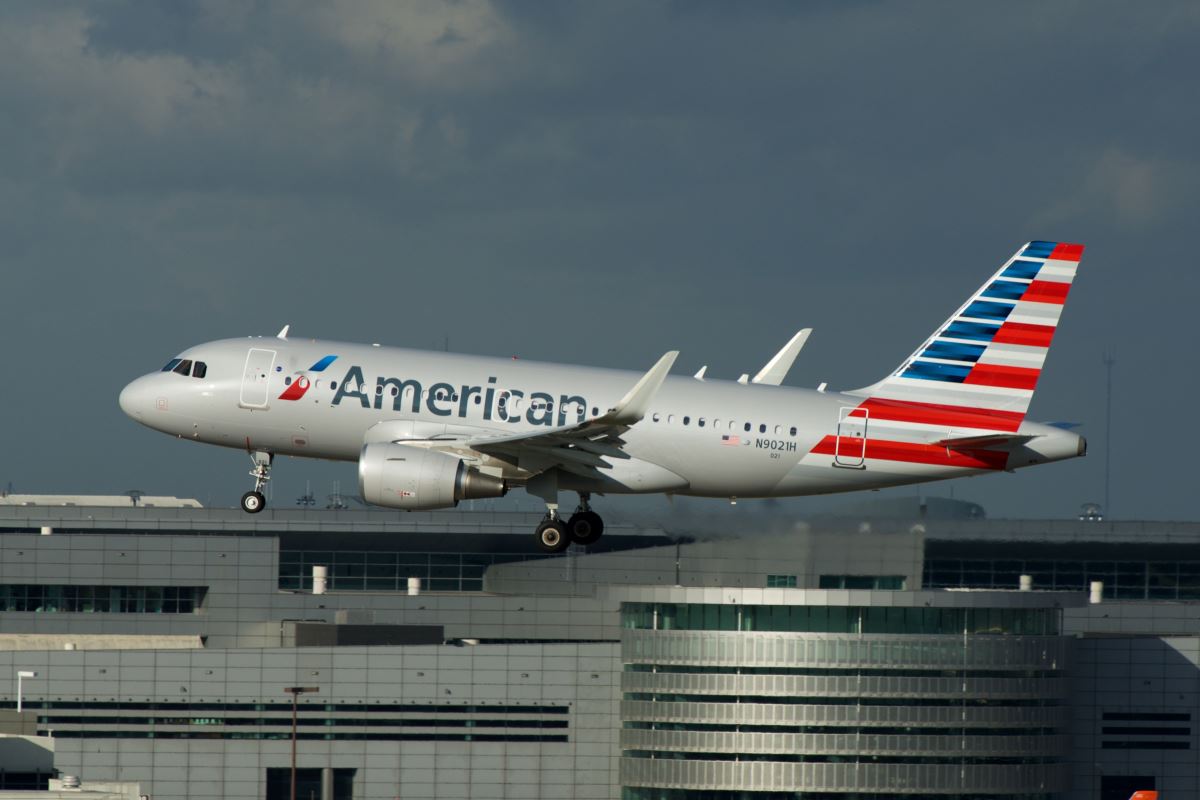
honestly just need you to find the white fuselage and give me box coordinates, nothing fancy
[119,337,1084,500]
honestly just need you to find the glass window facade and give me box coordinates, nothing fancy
[280,550,552,592]
[621,603,1059,636]
[925,557,1200,600]
[0,585,204,613]
[818,574,907,590]
[2,699,569,744]
[766,575,797,588]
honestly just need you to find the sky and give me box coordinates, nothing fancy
[1,1,1197,521]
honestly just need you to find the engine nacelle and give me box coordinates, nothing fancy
[358,443,506,511]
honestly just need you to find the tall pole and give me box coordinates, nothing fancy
[291,691,298,800]
[284,686,318,800]
[1102,353,1115,517]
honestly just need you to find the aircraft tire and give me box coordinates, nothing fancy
[241,491,266,514]
[534,519,570,553]
[567,511,604,545]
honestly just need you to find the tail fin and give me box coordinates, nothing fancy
[857,241,1083,424]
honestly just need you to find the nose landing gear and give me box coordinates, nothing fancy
[240,451,273,514]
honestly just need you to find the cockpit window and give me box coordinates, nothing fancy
[172,359,193,376]
[161,358,182,372]
[192,362,207,379]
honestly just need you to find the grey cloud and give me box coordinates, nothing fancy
[0,1,1196,520]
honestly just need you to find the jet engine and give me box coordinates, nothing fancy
[358,443,506,511]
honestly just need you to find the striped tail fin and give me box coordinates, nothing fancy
[856,241,1083,428]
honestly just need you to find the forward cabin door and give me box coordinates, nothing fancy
[240,348,277,409]
[834,406,868,467]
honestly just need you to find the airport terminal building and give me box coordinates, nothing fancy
[0,501,1196,800]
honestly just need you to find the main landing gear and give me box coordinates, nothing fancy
[240,451,273,514]
[534,493,605,553]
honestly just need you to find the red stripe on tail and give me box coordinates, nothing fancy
[1023,280,1070,305]
[992,322,1056,348]
[963,364,1040,390]
[1049,242,1084,261]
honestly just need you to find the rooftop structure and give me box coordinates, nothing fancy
[0,504,1193,800]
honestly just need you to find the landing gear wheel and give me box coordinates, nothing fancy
[535,519,570,553]
[241,491,266,514]
[567,511,604,545]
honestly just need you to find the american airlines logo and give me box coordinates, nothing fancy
[328,365,591,427]
[278,355,339,401]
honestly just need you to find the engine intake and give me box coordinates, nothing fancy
[358,443,506,511]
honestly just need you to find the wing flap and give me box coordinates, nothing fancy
[465,351,678,475]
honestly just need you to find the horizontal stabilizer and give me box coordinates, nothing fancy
[936,433,1037,451]
[753,328,811,385]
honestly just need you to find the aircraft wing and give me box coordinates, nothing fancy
[752,328,811,386]
[464,351,678,478]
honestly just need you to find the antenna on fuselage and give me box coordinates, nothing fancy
[277,325,290,341]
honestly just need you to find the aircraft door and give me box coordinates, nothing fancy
[834,406,868,467]
[240,348,277,409]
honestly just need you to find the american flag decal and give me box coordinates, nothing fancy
[721,435,741,446]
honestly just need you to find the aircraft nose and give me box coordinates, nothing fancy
[119,375,156,420]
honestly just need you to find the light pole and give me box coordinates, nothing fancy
[1102,352,1116,517]
[284,686,318,800]
[16,671,37,713]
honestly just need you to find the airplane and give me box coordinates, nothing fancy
[120,241,1086,552]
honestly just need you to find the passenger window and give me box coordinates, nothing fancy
[774,425,781,435]
[668,415,675,423]
[591,407,599,416]
[284,377,292,386]
[744,422,751,433]
[161,359,181,372]
[192,362,207,379]
[330,382,338,391]
[759,424,766,433]
[789,426,797,436]
[391,387,399,396]
[172,360,192,376]
[698,418,706,428]
[682,416,690,426]
[652,413,660,422]
[729,421,736,431]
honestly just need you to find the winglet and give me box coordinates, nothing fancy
[608,351,678,424]
[694,365,707,380]
[752,328,811,386]
[276,325,290,340]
